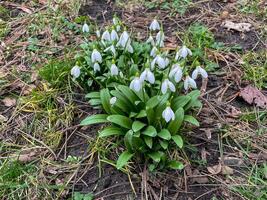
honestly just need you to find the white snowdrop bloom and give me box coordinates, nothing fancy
[91,49,102,63]
[149,19,160,31]
[116,25,121,32]
[161,79,176,94]
[71,65,81,78]
[164,58,170,67]
[151,58,156,70]
[140,68,155,84]
[110,97,117,106]
[96,30,101,38]
[162,106,175,122]
[175,45,192,60]
[113,17,119,25]
[117,31,130,48]
[154,55,167,69]
[101,30,111,42]
[150,46,158,57]
[192,66,208,79]
[130,77,143,92]
[169,64,183,83]
[104,45,116,56]
[126,43,134,53]
[110,29,119,41]
[146,35,155,46]
[82,23,90,33]
[119,71,124,78]
[93,63,100,72]
[184,76,197,91]
[111,64,119,76]
[156,31,165,45]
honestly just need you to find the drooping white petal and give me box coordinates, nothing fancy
[176,45,192,60]
[91,49,102,63]
[71,66,81,78]
[150,46,158,57]
[111,64,119,76]
[116,25,121,32]
[184,76,189,91]
[104,45,116,56]
[199,67,208,79]
[126,43,134,53]
[96,30,101,38]
[156,55,166,69]
[161,80,168,94]
[164,58,170,67]
[192,66,208,79]
[168,81,176,92]
[101,30,111,42]
[192,68,199,79]
[117,31,130,48]
[156,31,165,44]
[151,58,156,70]
[110,29,119,41]
[169,64,183,83]
[82,23,90,33]
[162,107,175,122]
[130,77,142,92]
[93,63,100,72]
[140,68,155,84]
[146,35,155,46]
[188,76,197,89]
[149,19,160,31]
[113,17,119,25]
[110,97,117,106]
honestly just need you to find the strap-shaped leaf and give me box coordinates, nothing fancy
[136,110,147,118]
[155,93,170,115]
[157,129,171,140]
[89,99,102,106]
[172,96,191,111]
[148,151,162,162]
[172,135,183,148]
[142,126,157,137]
[132,121,146,132]
[80,114,108,126]
[107,115,133,129]
[159,139,168,150]
[184,115,199,127]
[85,92,100,99]
[184,90,201,111]
[117,85,139,104]
[100,88,111,114]
[168,160,184,170]
[116,151,134,169]
[99,126,124,137]
[168,107,184,134]
[146,107,155,125]
[146,95,162,109]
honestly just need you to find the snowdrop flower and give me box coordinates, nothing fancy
[104,45,116,56]
[117,30,130,48]
[164,57,170,66]
[153,55,168,69]
[161,79,175,94]
[110,97,117,106]
[101,30,111,42]
[150,46,158,57]
[156,31,165,47]
[149,19,160,31]
[116,25,121,32]
[71,65,81,79]
[146,35,155,46]
[111,63,119,76]
[192,66,208,79]
[113,17,119,26]
[184,76,197,91]
[140,68,155,84]
[162,106,175,122]
[130,77,143,92]
[126,43,134,53]
[82,23,90,33]
[110,29,119,42]
[175,45,192,60]
[93,63,100,72]
[169,64,183,83]
[96,30,101,38]
[91,49,102,63]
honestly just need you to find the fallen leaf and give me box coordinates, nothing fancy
[240,85,267,108]
[220,11,229,19]
[0,114,8,123]
[222,165,234,175]
[2,97,16,107]
[222,20,252,32]
[191,169,209,184]
[222,156,243,166]
[207,163,222,175]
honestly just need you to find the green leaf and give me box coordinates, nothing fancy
[184,90,201,111]
[136,110,147,118]
[159,139,168,150]
[124,130,134,151]
[85,92,100,99]
[172,135,183,148]
[168,160,184,170]
[144,136,153,148]
[172,96,191,111]
[184,115,199,126]
[116,151,134,169]
[118,85,139,104]
[146,95,162,109]
[146,107,155,125]
[157,129,171,140]
[107,115,133,129]
[132,121,146,132]
[148,151,162,162]
[155,93,170,114]
[142,126,157,137]
[89,99,101,106]
[168,107,184,134]
[99,126,124,137]
[80,114,108,126]
[100,88,111,114]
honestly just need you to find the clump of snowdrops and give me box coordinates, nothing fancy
[72,17,208,170]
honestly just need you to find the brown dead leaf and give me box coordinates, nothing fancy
[222,20,252,32]
[0,114,8,123]
[222,156,243,166]
[31,72,38,82]
[2,97,16,107]
[22,84,36,95]
[222,165,234,175]
[207,163,222,175]
[12,151,37,163]
[240,85,267,108]
[191,169,209,184]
